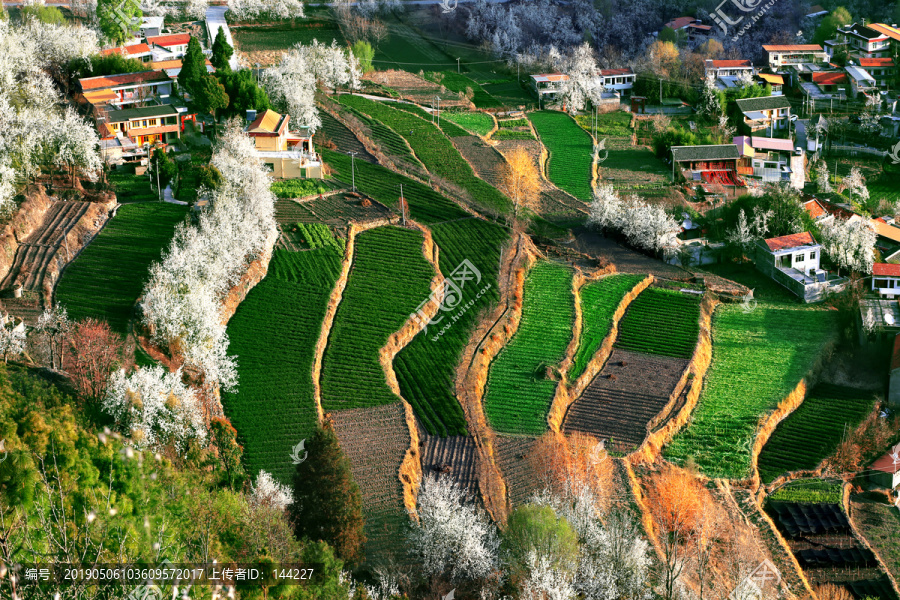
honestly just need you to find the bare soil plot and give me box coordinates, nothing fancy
[330,402,412,561]
[364,70,470,108]
[450,136,505,189]
[494,435,540,507]
[419,435,478,498]
[562,349,689,453]
[571,226,691,280]
[1,201,91,293]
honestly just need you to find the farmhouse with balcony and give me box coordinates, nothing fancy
[245,109,322,179]
[858,57,896,89]
[735,95,792,134]
[845,64,879,96]
[529,73,568,104]
[755,232,843,302]
[670,144,743,187]
[97,104,191,164]
[872,263,900,299]
[78,70,173,109]
[146,33,191,61]
[763,44,828,69]
[599,68,635,93]
[733,135,804,189]
[837,23,892,59]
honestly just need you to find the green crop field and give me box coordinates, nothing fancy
[337,102,425,172]
[441,111,494,136]
[387,102,471,137]
[492,129,535,140]
[222,248,342,484]
[614,288,701,359]
[569,274,646,381]
[758,384,877,483]
[337,95,512,214]
[395,217,508,436]
[664,302,839,479]
[56,203,187,333]
[484,262,575,435]
[320,226,435,411]
[574,111,632,137]
[293,223,346,253]
[231,11,345,52]
[768,478,843,504]
[426,71,501,108]
[529,111,594,201]
[108,169,158,203]
[498,118,529,128]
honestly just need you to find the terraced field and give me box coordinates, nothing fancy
[420,435,478,497]
[222,248,342,484]
[569,274,646,381]
[529,111,594,201]
[441,111,494,136]
[330,402,411,560]
[757,384,877,483]
[318,111,375,162]
[484,262,575,435]
[337,95,512,214]
[665,303,840,479]
[55,203,187,333]
[495,436,541,507]
[563,349,689,452]
[320,226,435,411]
[614,288,701,359]
[334,102,426,174]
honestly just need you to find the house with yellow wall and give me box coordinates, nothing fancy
[245,109,322,179]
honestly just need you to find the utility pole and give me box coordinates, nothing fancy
[348,151,358,192]
[399,183,406,226]
[659,78,662,104]
[433,96,441,127]
[457,58,461,74]
[156,151,161,201]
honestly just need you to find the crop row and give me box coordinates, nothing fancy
[320,226,436,411]
[56,203,188,333]
[614,288,701,359]
[492,129,535,140]
[529,111,594,201]
[295,222,346,254]
[337,95,511,214]
[569,274,646,381]
[395,217,508,436]
[387,102,471,137]
[758,384,877,483]
[484,261,575,435]
[338,103,424,172]
[664,303,839,479]
[222,248,342,483]
[426,71,502,108]
[498,118,528,128]
[441,111,494,136]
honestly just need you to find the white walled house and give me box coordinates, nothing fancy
[754,232,843,302]
[872,263,900,298]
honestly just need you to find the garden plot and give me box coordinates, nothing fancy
[317,112,375,161]
[419,435,478,498]
[529,111,594,201]
[333,101,427,175]
[222,249,342,484]
[665,303,839,480]
[56,203,187,333]
[569,274,646,381]
[563,349,689,453]
[320,226,435,411]
[365,70,469,108]
[851,498,900,584]
[330,401,412,561]
[494,436,541,507]
[230,10,345,65]
[450,135,506,189]
[442,112,494,136]
[757,384,877,483]
[614,288,701,359]
[484,262,575,435]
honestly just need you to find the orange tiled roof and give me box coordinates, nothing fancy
[859,57,895,67]
[79,70,170,91]
[146,33,191,47]
[764,231,817,251]
[665,16,697,29]
[874,263,900,277]
[869,23,900,42]
[812,71,848,85]
[757,73,784,84]
[709,59,752,68]
[763,44,824,52]
[100,43,152,56]
[802,199,827,219]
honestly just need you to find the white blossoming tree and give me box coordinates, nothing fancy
[816,161,832,193]
[103,366,206,450]
[842,167,869,205]
[557,42,602,114]
[820,217,876,275]
[228,0,304,21]
[0,319,25,364]
[407,475,500,582]
[249,470,294,511]
[588,185,680,257]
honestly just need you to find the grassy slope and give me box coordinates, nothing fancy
[56,203,187,333]
[484,262,574,435]
[320,227,435,411]
[569,274,645,381]
[222,249,342,484]
[529,110,594,201]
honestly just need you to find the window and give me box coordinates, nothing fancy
[809,251,816,260]
[876,278,890,288]
[795,253,805,262]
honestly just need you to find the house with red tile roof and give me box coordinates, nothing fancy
[77,70,173,109]
[100,43,153,63]
[755,232,840,302]
[763,44,828,68]
[146,33,191,57]
[869,441,900,487]
[872,263,900,298]
[857,57,895,89]
[811,71,848,94]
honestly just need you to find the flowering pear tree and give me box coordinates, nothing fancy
[820,218,876,275]
[557,42,602,113]
[103,366,206,450]
[0,320,25,364]
[407,475,500,582]
[227,0,304,21]
[842,167,869,205]
[250,470,294,511]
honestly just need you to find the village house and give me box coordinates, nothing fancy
[103,104,183,147]
[151,58,216,78]
[99,43,153,63]
[245,109,322,179]
[762,44,828,69]
[837,23,892,59]
[146,33,191,61]
[529,73,568,105]
[846,64,879,97]
[811,71,848,95]
[705,59,754,79]
[755,232,842,302]
[801,197,835,226]
[78,70,173,109]
[872,263,900,298]
[735,95,792,134]
[858,57,896,89]
[733,135,804,189]
[756,72,784,94]
[139,16,165,38]
[599,68,635,93]
[868,23,900,53]
[670,144,743,186]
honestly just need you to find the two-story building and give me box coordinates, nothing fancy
[670,144,743,186]
[755,232,842,301]
[147,33,191,61]
[845,64,879,96]
[762,44,828,69]
[245,109,322,179]
[733,135,803,188]
[104,104,182,147]
[139,16,165,38]
[99,43,153,63]
[837,23,892,59]
[599,68,635,93]
[868,23,900,53]
[529,73,568,105]
[735,95,792,134]
[705,59,754,79]
[872,263,900,298]
[858,57,895,89]
[78,70,173,109]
